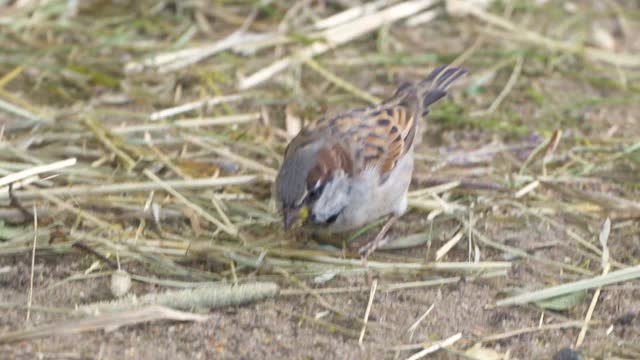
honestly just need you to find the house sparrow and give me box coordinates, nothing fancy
[275,65,467,256]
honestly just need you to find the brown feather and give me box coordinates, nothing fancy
[306,144,353,190]
[359,91,421,179]
[299,88,421,184]
[282,66,466,192]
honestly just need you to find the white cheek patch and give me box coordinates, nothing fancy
[311,173,350,223]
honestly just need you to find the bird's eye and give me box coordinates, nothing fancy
[307,182,326,202]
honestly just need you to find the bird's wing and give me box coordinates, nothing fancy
[304,91,420,184]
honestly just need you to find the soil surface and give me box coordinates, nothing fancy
[1,1,640,359]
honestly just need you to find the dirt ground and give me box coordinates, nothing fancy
[2,223,640,360]
[1,0,640,359]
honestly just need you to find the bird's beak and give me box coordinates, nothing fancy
[283,210,298,231]
[283,207,308,231]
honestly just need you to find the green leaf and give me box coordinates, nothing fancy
[535,290,587,311]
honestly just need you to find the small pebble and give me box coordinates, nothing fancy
[553,347,582,360]
[111,269,132,298]
[614,311,637,326]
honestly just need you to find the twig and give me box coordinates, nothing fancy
[72,241,118,270]
[303,58,381,104]
[505,200,609,261]
[459,216,592,275]
[143,170,238,237]
[0,65,23,88]
[405,9,440,27]
[413,176,505,192]
[0,97,50,125]
[435,228,463,261]
[0,158,76,188]
[482,320,589,342]
[83,116,137,171]
[126,5,259,73]
[185,136,277,178]
[457,0,640,67]
[359,279,378,346]
[146,144,191,180]
[276,269,361,323]
[514,180,540,198]
[542,130,563,176]
[26,204,37,324]
[238,0,439,89]
[519,129,563,174]
[301,255,511,272]
[471,55,523,116]
[149,94,248,120]
[97,271,499,298]
[112,113,260,134]
[35,189,113,229]
[0,204,186,224]
[407,304,434,341]
[541,181,640,219]
[1,306,208,344]
[576,218,611,347]
[1,175,258,201]
[313,0,390,30]
[405,333,462,360]
[281,271,507,296]
[496,265,640,307]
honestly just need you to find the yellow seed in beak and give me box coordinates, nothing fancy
[284,207,309,230]
[298,207,309,222]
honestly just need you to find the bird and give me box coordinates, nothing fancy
[274,65,467,257]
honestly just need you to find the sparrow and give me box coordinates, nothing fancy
[274,65,467,256]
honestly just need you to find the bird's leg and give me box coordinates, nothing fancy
[358,215,398,259]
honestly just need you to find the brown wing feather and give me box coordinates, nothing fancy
[360,103,418,178]
[303,95,420,183]
[306,143,353,190]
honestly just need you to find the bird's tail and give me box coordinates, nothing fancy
[418,65,467,110]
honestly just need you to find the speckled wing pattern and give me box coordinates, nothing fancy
[303,85,421,185]
[284,66,466,192]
